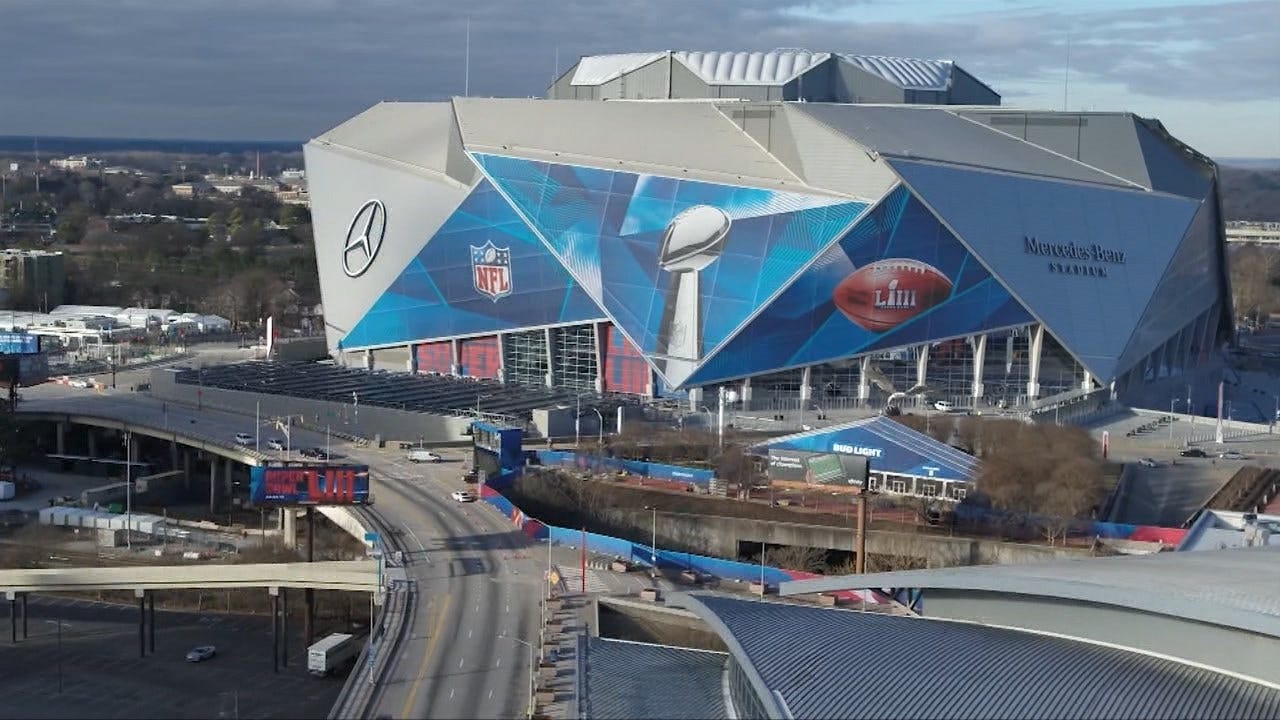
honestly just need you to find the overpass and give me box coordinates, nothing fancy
[0,560,378,593]
[19,409,270,467]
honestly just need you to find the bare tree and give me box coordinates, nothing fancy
[927,414,956,444]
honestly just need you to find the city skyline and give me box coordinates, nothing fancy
[0,0,1276,157]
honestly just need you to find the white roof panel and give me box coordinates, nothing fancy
[673,50,829,85]
[841,54,954,91]
[570,52,665,86]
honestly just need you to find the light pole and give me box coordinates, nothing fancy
[497,634,537,718]
[255,400,260,452]
[1169,398,1181,444]
[574,396,581,446]
[591,408,603,445]
[644,505,657,569]
[124,431,133,550]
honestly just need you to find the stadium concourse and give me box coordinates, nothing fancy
[578,547,1280,720]
[305,49,1230,418]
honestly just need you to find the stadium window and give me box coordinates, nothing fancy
[923,484,938,497]
[891,480,906,494]
[954,487,968,500]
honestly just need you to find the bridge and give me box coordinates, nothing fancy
[20,409,270,467]
[0,560,378,593]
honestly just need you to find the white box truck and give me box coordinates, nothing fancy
[307,633,363,677]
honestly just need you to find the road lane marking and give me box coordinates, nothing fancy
[496,657,501,667]
[459,657,465,668]
[468,628,473,639]
[449,688,455,700]
[398,593,451,720]
[488,689,494,700]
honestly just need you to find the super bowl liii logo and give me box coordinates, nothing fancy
[1023,236,1127,278]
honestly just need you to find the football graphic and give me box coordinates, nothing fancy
[833,258,953,333]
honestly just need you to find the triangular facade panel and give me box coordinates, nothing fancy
[342,179,604,349]
[1114,194,1222,376]
[473,152,867,387]
[686,184,1035,386]
[890,159,1201,382]
[755,416,978,483]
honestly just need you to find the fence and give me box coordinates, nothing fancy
[533,450,714,486]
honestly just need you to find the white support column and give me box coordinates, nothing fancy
[1026,324,1045,399]
[1081,370,1094,392]
[687,387,703,411]
[492,334,505,382]
[450,338,461,376]
[362,349,374,370]
[915,344,929,390]
[543,328,554,388]
[592,323,605,393]
[970,334,987,400]
[799,366,812,403]
[406,344,417,373]
[645,368,655,400]
[740,376,753,406]
[858,356,871,401]
[282,508,297,550]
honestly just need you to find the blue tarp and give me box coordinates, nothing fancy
[534,450,714,485]
[755,416,978,483]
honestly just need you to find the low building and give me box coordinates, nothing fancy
[0,249,65,310]
[171,180,215,197]
[1179,509,1280,551]
[115,307,176,329]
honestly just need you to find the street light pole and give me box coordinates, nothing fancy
[255,401,260,452]
[498,634,537,719]
[592,408,603,445]
[574,396,580,446]
[649,506,657,568]
[124,431,132,550]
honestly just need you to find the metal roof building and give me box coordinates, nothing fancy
[306,86,1229,413]
[580,637,728,719]
[549,50,1000,106]
[779,545,1280,685]
[682,593,1280,720]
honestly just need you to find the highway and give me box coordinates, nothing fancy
[19,377,543,719]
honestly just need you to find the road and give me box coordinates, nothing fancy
[19,379,543,719]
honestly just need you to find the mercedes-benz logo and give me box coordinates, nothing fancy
[342,199,386,278]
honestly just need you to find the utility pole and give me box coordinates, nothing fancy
[124,431,133,550]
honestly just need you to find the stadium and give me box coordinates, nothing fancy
[304,50,1231,412]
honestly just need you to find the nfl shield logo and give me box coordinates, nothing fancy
[471,241,512,301]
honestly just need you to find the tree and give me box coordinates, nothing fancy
[206,209,228,243]
[926,414,956,444]
[55,202,91,244]
[756,545,828,573]
[227,207,245,237]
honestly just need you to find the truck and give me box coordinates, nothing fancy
[307,632,364,677]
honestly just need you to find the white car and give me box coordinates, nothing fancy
[407,449,442,463]
[1219,450,1247,460]
[451,490,476,503]
[68,379,90,389]
[1138,457,1159,468]
[233,433,253,446]
[934,400,955,412]
[185,645,216,663]
[266,438,285,451]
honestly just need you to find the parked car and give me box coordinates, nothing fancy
[68,379,90,389]
[233,433,253,446]
[185,645,216,663]
[1138,457,1159,468]
[407,449,442,463]
[266,438,285,451]
[299,447,320,458]
[934,400,955,412]
[451,490,476,503]
[1179,448,1208,458]
[1219,450,1247,460]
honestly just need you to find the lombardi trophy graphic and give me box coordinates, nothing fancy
[655,205,730,385]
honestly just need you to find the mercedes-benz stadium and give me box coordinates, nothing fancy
[304,50,1231,411]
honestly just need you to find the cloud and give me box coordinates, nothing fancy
[0,0,1274,142]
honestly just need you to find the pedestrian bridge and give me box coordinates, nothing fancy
[0,560,378,593]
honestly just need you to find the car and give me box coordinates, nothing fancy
[934,400,955,413]
[68,379,90,389]
[407,449,442,463]
[451,490,476,503]
[1179,448,1208,458]
[185,645,216,663]
[313,450,331,461]
[1138,457,1159,468]
[1219,450,1247,460]
[266,438,285,451]
[233,433,253,446]
[299,447,320,458]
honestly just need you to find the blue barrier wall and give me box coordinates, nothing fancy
[533,450,714,485]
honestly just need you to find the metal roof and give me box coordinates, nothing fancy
[756,415,979,482]
[313,101,459,179]
[571,52,665,86]
[794,103,1143,188]
[672,50,829,85]
[779,545,1280,638]
[679,593,1280,720]
[580,637,728,719]
[840,54,953,91]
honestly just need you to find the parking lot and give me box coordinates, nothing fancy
[0,595,344,720]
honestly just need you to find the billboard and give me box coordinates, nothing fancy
[686,185,1035,385]
[249,464,371,505]
[766,450,869,488]
[761,417,977,484]
[342,179,603,349]
[473,153,869,387]
[0,332,39,355]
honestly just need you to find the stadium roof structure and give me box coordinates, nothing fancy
[307,96,1228,393]
[779,545,1280,684]
[580,637,728,719]
[751,415,979,483]
[551,50,1000,106]
[658,593,1280,720]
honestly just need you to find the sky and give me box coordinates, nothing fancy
[0,0,1276,157]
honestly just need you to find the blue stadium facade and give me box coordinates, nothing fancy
[305,88,1230,411]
